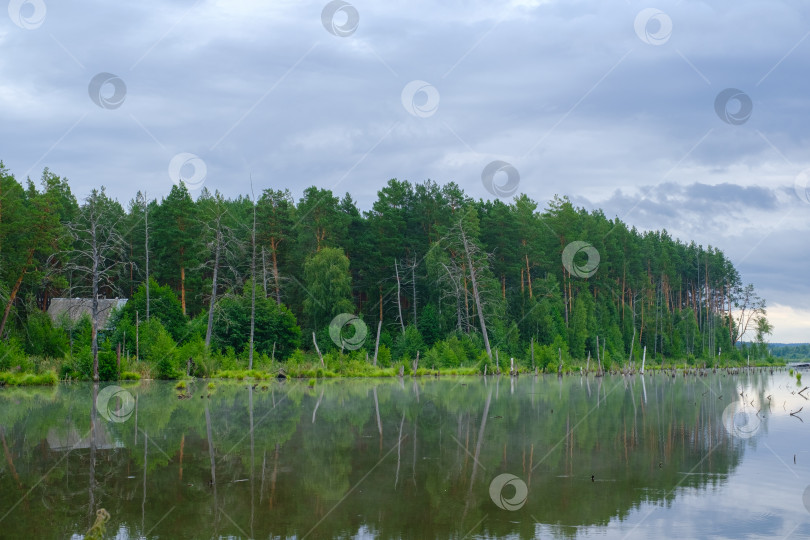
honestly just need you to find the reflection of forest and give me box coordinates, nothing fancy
[0,373,765,539]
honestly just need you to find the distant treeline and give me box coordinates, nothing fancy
[769,343,810,360]
[0,161,774,379]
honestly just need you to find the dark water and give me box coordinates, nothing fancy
[0,371,809,539]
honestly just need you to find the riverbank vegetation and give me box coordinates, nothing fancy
[0,162,776,384]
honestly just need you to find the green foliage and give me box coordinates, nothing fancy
[59,350,90,380]
[177,337,215,377]
[211,284,301,360]
[302,247,353,330]
[375,344,392,367]
[58,340,118,381]
[0,338,29,371]
[772,344,810,361]
[23,311,68,358]
[423,333,479,368]
[97,342,119,381]
[115,278,187,342]
[0,164,775,376]
[151,182,199,313]
[0,370,57,386]
[417,304,442,347]
[393,325,424,361]
[133,319,180,379]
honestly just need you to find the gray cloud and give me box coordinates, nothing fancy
[1,0,809,339]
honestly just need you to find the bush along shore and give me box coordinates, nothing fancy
[0,332,785,386]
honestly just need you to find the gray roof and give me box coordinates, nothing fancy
[47,297,128,329]
[46,420,120,451]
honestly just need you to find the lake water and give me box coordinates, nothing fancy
[0,370,809,539]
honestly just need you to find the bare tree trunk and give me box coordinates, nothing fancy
[395,412,405,488]
[180,259,186,316]
[596,335,602,376]
[145,198,150,320]
[440,262,463,331]
[459,225,492,361]
[312,387,324,423]
[261,246,268,299]
[312,332,324,367]
[525,253,533,298]
[373,320,381,366]
[271,240,282,304]
[249,386,255,538]
[91,222,100,381]
[205,228,221,349]
[373,387,383,435]
[141,429,147,532]
[205,404,217,517]
[628,326,636,367]
[463,390,492,520]
[641,345,646,374]
[89,383,98,524]
[411,258,417,325]
[395,259,405,333]
[463,273,470,333]
[249,193,257,370]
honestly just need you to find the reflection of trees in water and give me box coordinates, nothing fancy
[0,373,764,538]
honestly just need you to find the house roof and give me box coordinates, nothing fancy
[47,297,128,329]
[46,420,121,451]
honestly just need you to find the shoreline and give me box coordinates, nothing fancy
[0,362,797,387]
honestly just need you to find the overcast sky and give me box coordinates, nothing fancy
[2,0,809,342]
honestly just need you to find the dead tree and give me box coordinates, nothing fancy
[394,259,406,334]
[458,220,493,361]
[249,181,257,370]
[63,189,127,381]
[439,260,466,332]
[197,190,243,349]
[404,256,419,326]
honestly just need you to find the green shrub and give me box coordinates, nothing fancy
[24,311,68,358]
[0,371,58,386]
[136,319,180,379]
[176,337,210,377]
[393,325,424,361]
[0,338,29,371]
[211,287,301,359]
[59,348,92,380]
[97,345,118,381]
[114,278,188,342]
[375,344,392,367]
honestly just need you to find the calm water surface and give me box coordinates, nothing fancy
[0,370,809,539]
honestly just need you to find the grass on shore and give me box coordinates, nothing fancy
[0,371,58,386]
[0,352,786,386]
